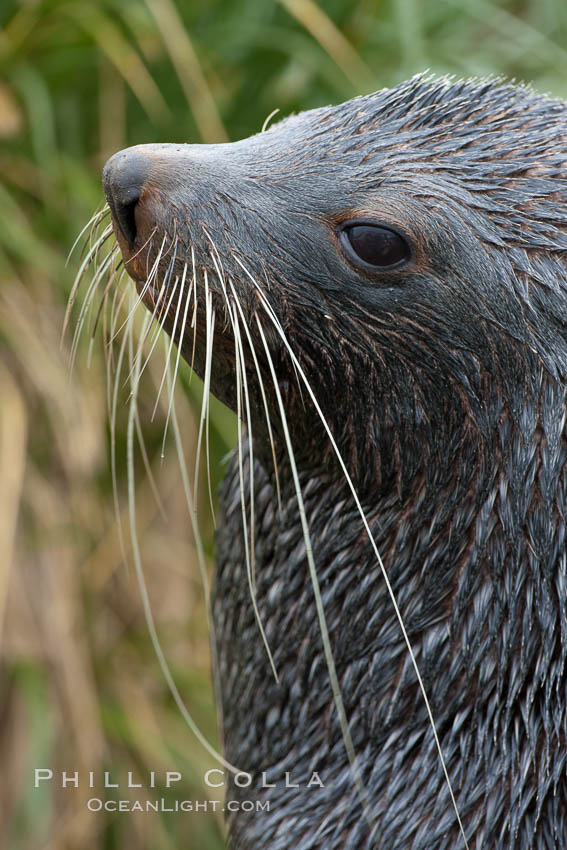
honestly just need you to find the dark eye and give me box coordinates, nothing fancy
[341,223,410,269]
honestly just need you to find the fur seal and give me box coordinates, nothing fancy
[99,75,567,849]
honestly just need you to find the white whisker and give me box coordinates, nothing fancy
[126,273,170,386]
[227,294,279,681]
[109,286,135,574]
[193,272,215,518]
[229,280,283,516]
[63,223,114,344]
[261,108,280,132]
[189,248,198,378]
[127,311,239,773]
[151,273,183,422]
[162,262,193,456]
[109,233,167,346]
[256,314,371,822]
[70,243,120,372]
[66,204,109,267]
[251,280,469,848]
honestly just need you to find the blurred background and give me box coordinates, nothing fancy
[2,0,567,847]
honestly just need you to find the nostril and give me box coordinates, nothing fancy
[102,149,151,246]
[115,196,139,245]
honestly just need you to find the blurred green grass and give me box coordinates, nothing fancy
[2,0,567,847]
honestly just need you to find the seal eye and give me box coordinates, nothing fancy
[342,224,410,269]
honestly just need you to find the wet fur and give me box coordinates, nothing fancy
[94,75,567,848]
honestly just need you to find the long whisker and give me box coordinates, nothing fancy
[109,233,167,345]
[128,225,159,265]
[256,314,370,822]
[162,262,193,456]
[70,207,238,772]
[70,243,121,371]
[126,311,239,772]
[167,363,209,608]
[109,286,135,574]
[193,272,215,515]
[95,225,168,526]
[260,264,304,403]
[66,205,109,267]
[165,359,229,763]
[229,280,282,516]
[135,407,168,521]
[133,244,179,383]
[109,270,129,339]
[125,269,170,387]
[105,272,129,392]
[88,255,125,368]
[189,248,198,378]
[63,223,114,343]
[114,227,157,280]
[203,234,229,511]
[160,216,179,262]
[102,224,159,357]
[150,274,184,420]
[251,278,469,849]
[228,295,279,681]
[145,242,178,342]
[206,233,282,675]
[230,300,256,587]
[203,308,216,522]
[91,255,123,341]
[230,302,254,580]
[102,273,112,412]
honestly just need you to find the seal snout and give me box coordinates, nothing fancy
[102,149,151,246]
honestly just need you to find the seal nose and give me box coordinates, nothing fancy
[102,149,151,246]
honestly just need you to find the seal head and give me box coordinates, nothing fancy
[103,75,567,849]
